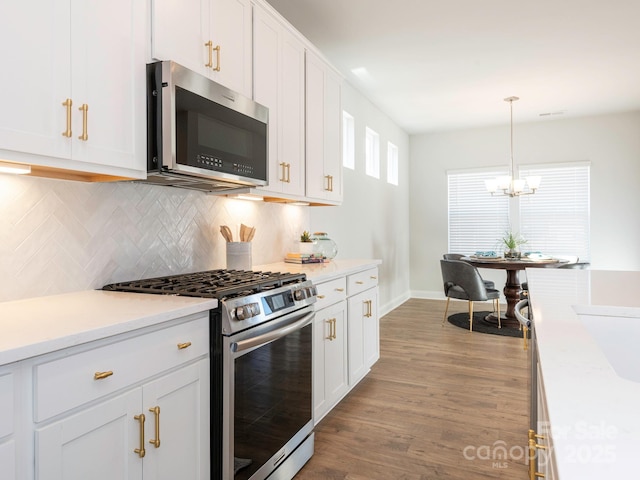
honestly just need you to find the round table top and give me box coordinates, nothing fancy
[461,256,569,270]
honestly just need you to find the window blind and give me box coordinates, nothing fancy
[519,164,590,261]
[448,170,510,254]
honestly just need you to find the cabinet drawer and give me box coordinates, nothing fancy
[34,314,209,422]
[0,370,14,438]
[347,268,379,296]
[314,277,347,310]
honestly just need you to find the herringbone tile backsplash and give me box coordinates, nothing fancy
[0,175,308,302]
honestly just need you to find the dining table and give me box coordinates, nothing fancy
[461,255,569,327]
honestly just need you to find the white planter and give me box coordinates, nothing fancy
[299,242,315,254]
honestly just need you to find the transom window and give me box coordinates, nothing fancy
[365,127,380,178]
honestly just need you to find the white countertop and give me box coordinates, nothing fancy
[255,258,382,284]
[0,290,217,366]
[527,268,640,478]
[0,260,380,367]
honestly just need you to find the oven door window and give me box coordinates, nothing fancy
[233,323,312,479]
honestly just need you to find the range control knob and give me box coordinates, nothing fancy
[293,289,306,301]
[235,302,260,320]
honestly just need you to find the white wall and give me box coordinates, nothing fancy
[409,111,640,297]
[311,82,411,315]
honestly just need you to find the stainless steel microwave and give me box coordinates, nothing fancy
[144,61,269,192]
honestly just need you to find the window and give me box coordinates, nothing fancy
[365,127,380,178]
[342,111,355,169]
[447,163,590,260]
[386,141,398,185]
[519,163,590,261]
[448,170,510,254]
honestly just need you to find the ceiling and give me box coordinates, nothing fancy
[265,0,640,134]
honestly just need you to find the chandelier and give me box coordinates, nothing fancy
[485,96,541,197]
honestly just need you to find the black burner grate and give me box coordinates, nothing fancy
[103,269,306,299]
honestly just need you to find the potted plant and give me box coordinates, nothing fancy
[502,231,527,258]
[299,230,315,254]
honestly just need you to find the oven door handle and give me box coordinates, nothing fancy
[231,311,314,353]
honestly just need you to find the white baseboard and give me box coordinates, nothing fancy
[410,290,446,300]
[379,292,411,317]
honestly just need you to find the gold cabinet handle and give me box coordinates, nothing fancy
[149,406,160,448]
[528,430,548,480]
[62,98,72,137]
[331,318,337,340]
[213,45,221,71]
[78,104,88,141]
[325,318,333,341]
[94,370,113,380]
[286,163,291,183]
[279,162,287,182]
[205,41,213,67]
[177,341,192,350]
[134,414,146,458]
[370,276,377,280]
[356,281,364,285]
[317,294,326,299]
[364,300,373,318]
[335,288,344,292]
[324,175,332,192]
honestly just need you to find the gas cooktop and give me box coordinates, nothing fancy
[103,269,307,300]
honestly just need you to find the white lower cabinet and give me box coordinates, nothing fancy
[31,314,210,480]
[35,359,209,480]
[36,388,143,480]
[533,363,558,480]
[313,267,380,423]
[347,287,379,386]
[313,300,348,423]
[0,367,16,480]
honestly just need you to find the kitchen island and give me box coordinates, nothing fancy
[527,268,640,479]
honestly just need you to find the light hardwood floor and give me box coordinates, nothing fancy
[296,298,530,480]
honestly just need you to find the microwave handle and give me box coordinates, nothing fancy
[147,62,164,172]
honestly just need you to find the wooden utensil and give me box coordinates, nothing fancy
[220,225,233,242]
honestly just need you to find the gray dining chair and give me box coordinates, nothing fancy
[443,253,496,289]
[441,259,501,331]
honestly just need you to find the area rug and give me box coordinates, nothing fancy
[447,311,529,338]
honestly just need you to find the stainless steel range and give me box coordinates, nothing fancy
[104,269,317,480]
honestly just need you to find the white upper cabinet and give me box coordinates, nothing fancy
[253,3,305,197]
[151,0,252,98]
[305,49,343,204]
[0,0,146,179]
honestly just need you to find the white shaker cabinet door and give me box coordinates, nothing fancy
[313,300,348,423]
[0,0,71,160]
[142,359,210,480]
[254,4,305,197]
[210,0,252,97]
[151,0,209,77]
[305,49,342,203]
[69,0,145,172]
[35,389,143,480]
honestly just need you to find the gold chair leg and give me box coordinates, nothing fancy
[442,297,451,326]
[523,325,529,351]
[468,301,474,332]
[497,300,501,329]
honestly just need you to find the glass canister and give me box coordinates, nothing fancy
[311,232,338,260]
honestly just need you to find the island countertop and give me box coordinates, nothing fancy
[526,268,640,478]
